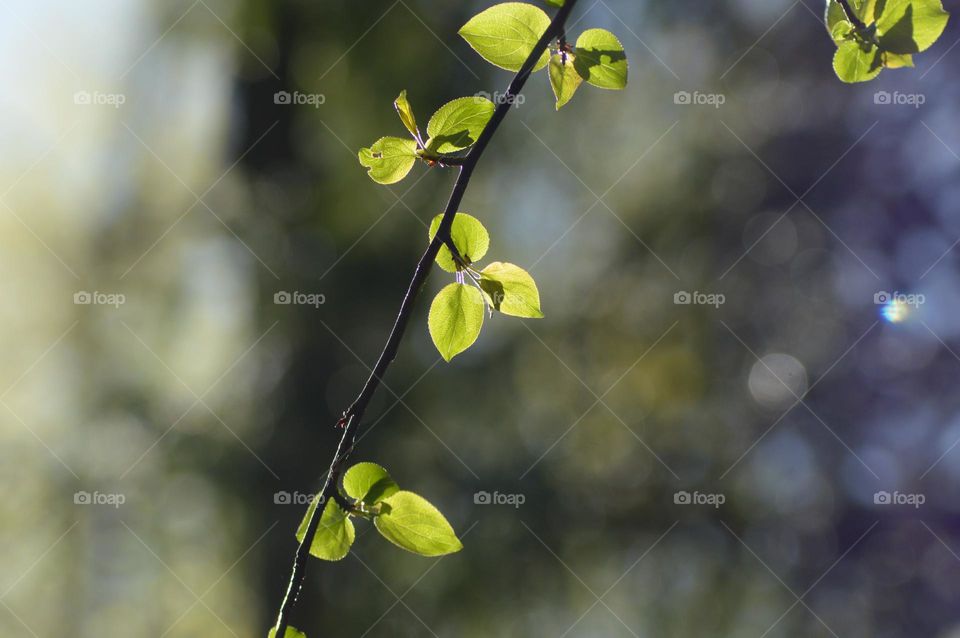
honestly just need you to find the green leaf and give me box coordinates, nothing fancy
[479,262,544,318]
[295,498,355,561]
[544,0,565,5]
[374,490,463,556]
[825,0,853,38]
[458,2,551,72]
[425,97,495,154]
[428,283,485,362]
[883,51,915,66]
[876,0,949,54]
[394,90,421,143]
[549,53,583,109]
[428,213,490,273]
[829,17,856,42]
[832,40,883,82]
[826,0,874,34]
[343,462,399,506]
[268,627,307,638]
[573,28,628,90]
[358,137,418,184]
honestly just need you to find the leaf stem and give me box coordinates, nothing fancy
[271,1,580,636]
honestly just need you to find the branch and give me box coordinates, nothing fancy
[272,2,579,636]
[837,0,867,30]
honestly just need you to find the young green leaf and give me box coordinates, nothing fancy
[394,90,421,143]
[829,18,855,42]
[428,212,490,272]
[882,51,915,67]
[548,53,583,109]
[343,462,399,506]
[428,283,485,361]
[358,137,418,184]
[825,0,853,38]
[833,40,883,82]
[876,0,949,54]
[295,498,355,561]
[458,2,551,72]
[374,490,463,556]
[268,627,307,638]
[825,0,873,32]
[573,28,628,90]
[425,97,495,154]
[479,262,544,318]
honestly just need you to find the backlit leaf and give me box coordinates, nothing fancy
[549,53,583,109]
[295,498,355,561]
[832,40,883,82]
[394,90,421,142]
[343,463,399,506]
[459,3,551,72]
[428,213,490,273]
[358,137,418,184]
[479,262,544,318]
[573,28,628,89]
[374,490,463,556]
[428,283,484,361]
[876,0,949,54]
[425,97,495,154]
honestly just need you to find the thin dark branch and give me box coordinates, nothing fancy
[272,2,579,636]
[837,0,867,30]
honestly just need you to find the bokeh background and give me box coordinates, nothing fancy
[3,0,960,636]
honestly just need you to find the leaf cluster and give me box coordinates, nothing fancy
[825,0,949,82]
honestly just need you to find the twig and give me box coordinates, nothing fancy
[272,1,579,636]
[837,0,867,30]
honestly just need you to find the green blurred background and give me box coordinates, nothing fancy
[3,0,960,636]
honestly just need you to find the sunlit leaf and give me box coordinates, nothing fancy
[343,462,399,506]
[295,498,355,561]
[458,2,551,72]
[829,18,855,42]
[479,262,544,318]
[425,97,495,154]
[428,213,490,273]
[573,28,628,89]
[883,51,915,67]
[548,53,583,109]
[826,0,875,33]
[358,137,418,184]
[394,90,421,142]
[374,490,463,556]
[876,0,949,54]
[428,283,484,361]
[832,40,883,82]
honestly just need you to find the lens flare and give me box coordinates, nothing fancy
[881,299,909,323]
